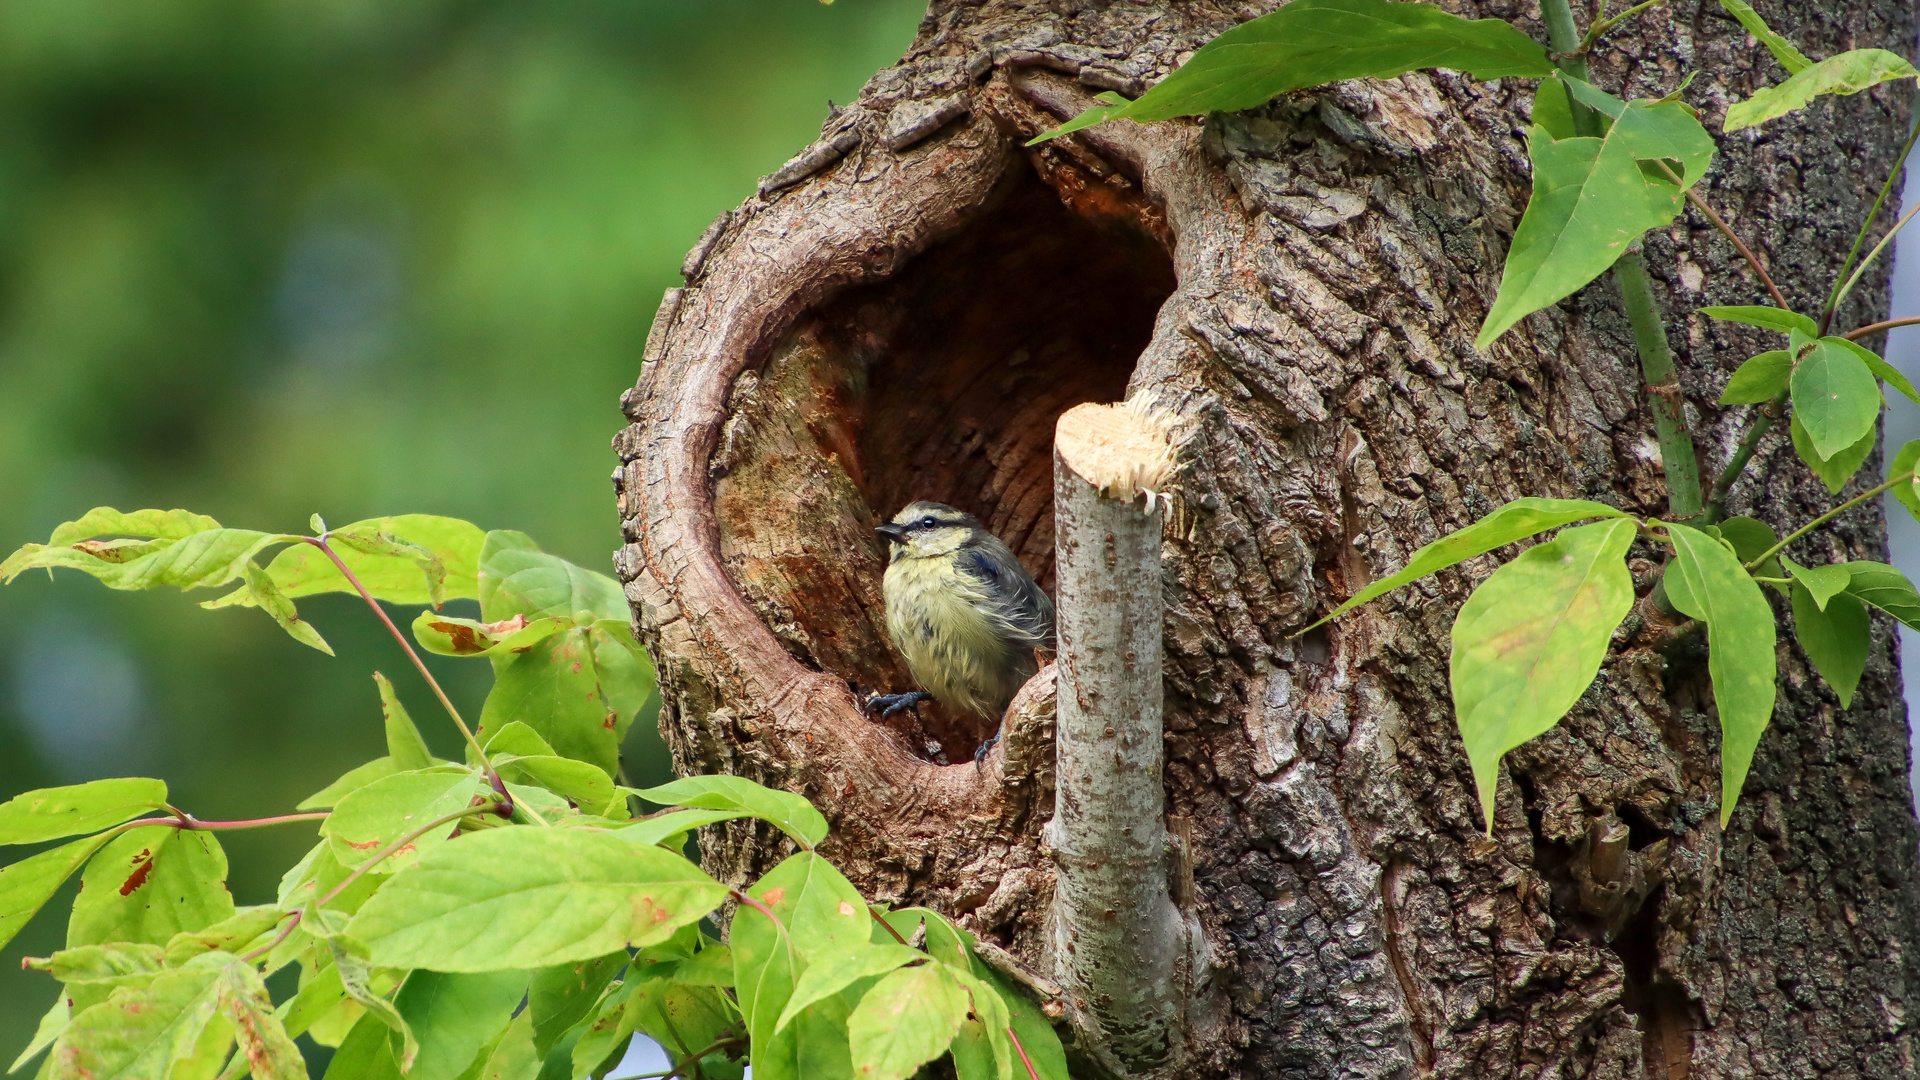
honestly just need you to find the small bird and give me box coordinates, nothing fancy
[869,501,1055,736]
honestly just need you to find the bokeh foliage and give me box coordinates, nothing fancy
[0,0,923,1036]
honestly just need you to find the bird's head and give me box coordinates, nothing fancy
[876,501,982,560]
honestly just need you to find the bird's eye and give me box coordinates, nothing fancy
[921,517,937,528]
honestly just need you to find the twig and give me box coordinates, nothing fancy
[1704,393,1787,522]
[1830,199,1920,318]
[1681,186,1790,310]
[239,801,506,963]
[1844,316,1920,341]
[1007,1026,1044,1080]
[123,811,331,831]
[1613,252,1705,519]
[297,534,532,822]
[1824,118,1920,333]
[1747,471,1916,570]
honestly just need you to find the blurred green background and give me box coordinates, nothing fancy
[0,0,924,1043]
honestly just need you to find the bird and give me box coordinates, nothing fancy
[868,501,1055,747]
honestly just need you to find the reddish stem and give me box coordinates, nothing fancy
[1007,1026,1042,1080]
[1683,189,1791,311]
[1844,316,1920,341]
[125,811,331,831]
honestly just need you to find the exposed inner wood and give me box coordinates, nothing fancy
[711,158,1174,762]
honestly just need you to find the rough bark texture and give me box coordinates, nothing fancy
[611,1,1920,1076]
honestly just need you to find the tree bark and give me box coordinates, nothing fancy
[611,1,1920,1077]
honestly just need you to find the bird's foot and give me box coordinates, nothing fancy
[865,691,932,719]
[972,732,1001,772]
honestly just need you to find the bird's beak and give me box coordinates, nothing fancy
[876,523,909,544]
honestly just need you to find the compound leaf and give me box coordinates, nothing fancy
[0,834,121,953]
[847,963,970,1080]
[68,827,234,948]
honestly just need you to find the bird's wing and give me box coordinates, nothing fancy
[962,544,1056,651]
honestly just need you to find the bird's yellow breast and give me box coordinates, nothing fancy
[883,553,1028,719]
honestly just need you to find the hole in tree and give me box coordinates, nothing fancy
[711,154,1176,763]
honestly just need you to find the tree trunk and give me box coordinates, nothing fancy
[611,1,1920,1076]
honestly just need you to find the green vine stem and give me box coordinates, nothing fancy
[1845,316,1920,341]
[1704,392,1786,522]
[1823,118,1920,334]
[1746,470,1916,571]
[1541,0,1703,520]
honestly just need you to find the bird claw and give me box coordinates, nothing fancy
[866,692,931,719]
[972,732,1001,772]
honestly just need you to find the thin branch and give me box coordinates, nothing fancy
[1705,392,1788,522]
[1577,0,1667,53]
[1682,186,1790,310]
[296,534,531,821]
[1830,198,1920,318]
[1747,470,1915,570]
[1007,1026,1044,1080]
[123,811,331,831]
[1824,118,1920,333]
[1843,316,1920,341]
[869,905,913,946]
[1613,251,1705,519]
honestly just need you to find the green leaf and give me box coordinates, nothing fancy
[1838,561,1920,629]
[614,808,753,849]
[454,1010,539,1080]
[392,970,531,1080]
[46,508,224,547]
[1307,497,1627,629]
[568,979,639,1080]
[347,825,727,972]
[330,526,449,607]
[0,779,167,845]
[478,531,628,624]
[30,943,166,1013]
[1700,305,1819,337]
[215,959,308,1080]
[277,962,345,1042]
[322,1010,406,1080]
[1476,77,1715,346]
[1449,518,1636,831]
[10,995,67,1075]
[628,775,828,849]
[496,755,617,816]
[847,962,971,1080]
[946,967,1012,1080]
[296,758,402,812]
[730,865,854,1080]
[1716,0,1810,74]
[623,979,739,1075]
[2,528,290,592]
[374,673,436,772]
[1781,556,1851,610]
[775,945,925,1033]
[329,936,419,1071]
[530,953,628,1058]
[0,833,120,953]
[163,905,285,966]
[412,611,569,658]
[1725,48,1918,131]
[69,827,235,948]
[1663,523,1778,827]
[1716,516,1781,573]
[477,628,623,782]
[1790,411,1877,493]
[47,952,231,1080]
[230,561,333,655]
[1830,335,1920,407]
[1718,350,1791,404]
[1790,331,1882,459]
[322,768,492,873]
[1890,441,1920,523]
[1032,0,1552,143]
[1791,582,1868,709]
[975,966,1068,1080]
[245,515,485,607]
[672,944,735,987]
[1531,75,1577,140]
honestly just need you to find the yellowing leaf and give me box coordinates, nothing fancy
[1449,518,1636,831]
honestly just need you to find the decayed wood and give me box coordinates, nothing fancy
[613,0,1920,1075]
